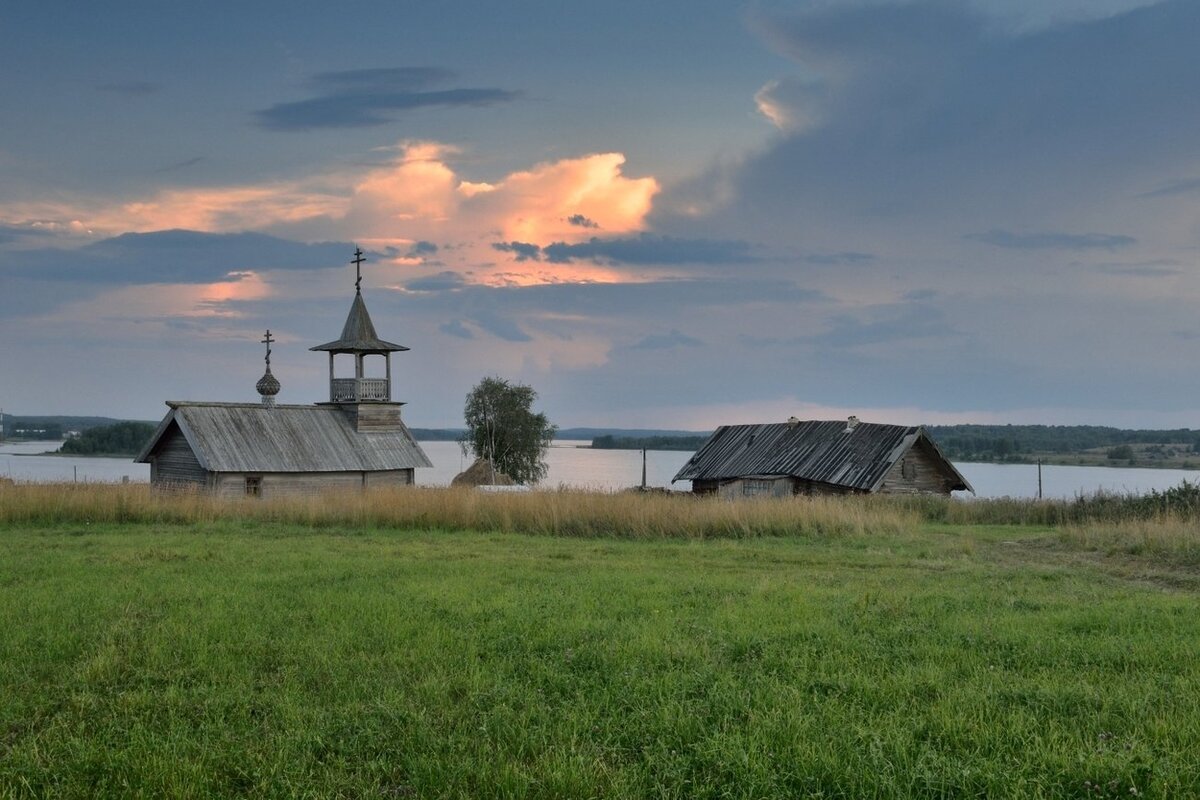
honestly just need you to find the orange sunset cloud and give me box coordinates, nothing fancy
[0,142,660,287]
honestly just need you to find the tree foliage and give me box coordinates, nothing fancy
[461,377,557,485]
[59,422,157,455]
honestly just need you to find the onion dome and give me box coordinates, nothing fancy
[258,329,281,407]
[256,367,281,398]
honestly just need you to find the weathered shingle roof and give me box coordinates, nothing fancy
[672,420,971,492]
[136,402,432,472]
[310,293,408,353]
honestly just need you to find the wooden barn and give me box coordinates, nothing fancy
[672,417,972,498]
[136,249,432,496]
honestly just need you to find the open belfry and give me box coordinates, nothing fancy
[136,249,432,496]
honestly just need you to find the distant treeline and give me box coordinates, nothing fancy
[59,422,158,456]
[409,429,465,442]
[924,425,1200,460]
[591,434,710,451]
[590,424,1200,459]
[1,415,129,441]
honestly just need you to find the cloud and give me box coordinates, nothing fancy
[629,329,704,350]
[686,0,1200,258]
[566,214,599,229]
[965,230,1137,250]
[471,313,531,342]
[439,320,474,339]
[803,251,875,266]
[492,241,542,262]
[0,143,660,285]
[805,305,955,349]
[541,234,757,265]
[463,153,658,246]
[754,78,827,133]
[1,230,353,285]
[255,67,520,131]
[403,271,467,292]
[1137,177,1200,199]
[153,156,206,174]
[1094,261,1183,278]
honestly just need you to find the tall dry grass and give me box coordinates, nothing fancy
[1060,516,1200,565]
[0,483,919,539]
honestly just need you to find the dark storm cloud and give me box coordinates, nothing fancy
[1,230,353,285]
[965,230,1136,250]
[254,66,520,131]
[702,0,1200,244]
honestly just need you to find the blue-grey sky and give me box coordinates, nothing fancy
[2,0,1196,430]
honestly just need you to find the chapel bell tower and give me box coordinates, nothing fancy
[310,247,410,431]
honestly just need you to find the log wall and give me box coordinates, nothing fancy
[149,423,207,486]
[875,441,954,495]
[212,469,414,498]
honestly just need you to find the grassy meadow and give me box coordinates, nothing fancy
[1,484,1198,798]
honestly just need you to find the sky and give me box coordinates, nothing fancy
[2,0,1197,430]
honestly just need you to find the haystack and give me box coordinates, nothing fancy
[451,458,516,487]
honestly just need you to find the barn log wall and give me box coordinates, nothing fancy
[876,442,954,495]
[716,477,794,500]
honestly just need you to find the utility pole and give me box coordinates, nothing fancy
[641,448,647,490]
[1037,459,1043,500]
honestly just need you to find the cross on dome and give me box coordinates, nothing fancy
[352,246,365,294]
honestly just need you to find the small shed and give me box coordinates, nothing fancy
[673,417,972,497]
[136,248,432,497]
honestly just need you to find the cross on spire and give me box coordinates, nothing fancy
[261,329,274,367]
[351,246,366,294]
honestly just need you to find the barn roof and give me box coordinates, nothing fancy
[310,293,408,354]
[672,420,972,493]
[135,402,432,473]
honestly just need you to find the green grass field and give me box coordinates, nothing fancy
[1,489,1198,798]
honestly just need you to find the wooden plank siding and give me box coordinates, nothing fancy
[147,422,207,486]
[212,469,414,499]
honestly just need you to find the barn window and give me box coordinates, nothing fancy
[901,460,916,480]
[742,479,773,496]
[245,476,262,497]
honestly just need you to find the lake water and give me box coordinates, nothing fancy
[2,439,1196,500]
